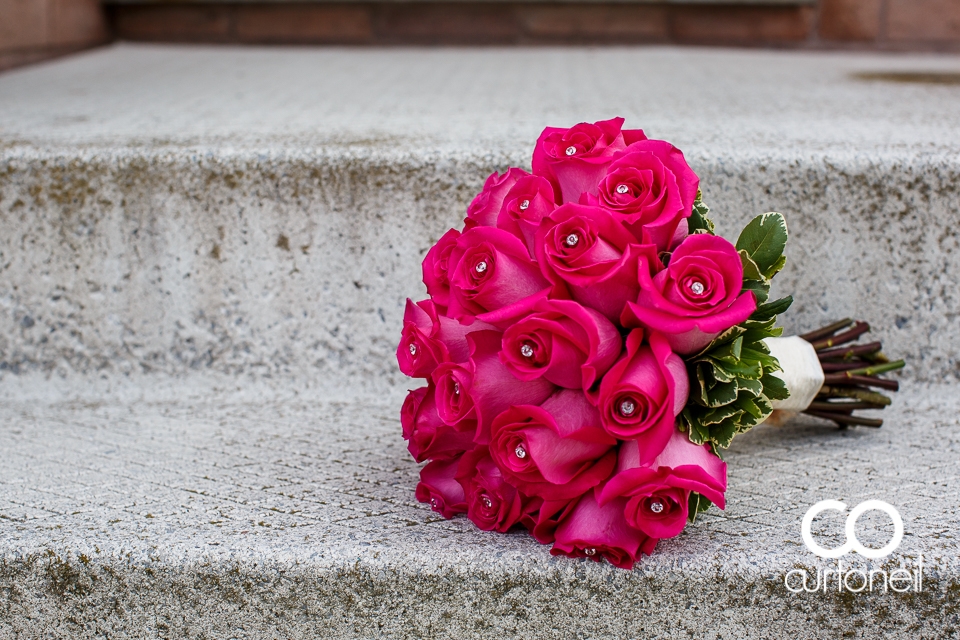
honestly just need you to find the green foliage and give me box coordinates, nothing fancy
[678,211,793,453]
[687,190,715,235]
[687,492,713,523]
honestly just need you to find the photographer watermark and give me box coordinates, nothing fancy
[785,499,922,594]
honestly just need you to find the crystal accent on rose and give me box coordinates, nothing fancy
[408,343,417,355]
[616,184,629,194]
[519,199,530,210]
[565,146,577,156]
[650,501,664,514]
[520,344,534,358]
[690,281,705,295]
[430,498,439,509]
[565,233,579,247]
[475,261,487,273]
[453,382,460,395]
[514,444,527,459]
[583,548,596,556]
[481,495,493,509]
[620,399,636,417]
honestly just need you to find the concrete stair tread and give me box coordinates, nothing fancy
[2,378,958,637]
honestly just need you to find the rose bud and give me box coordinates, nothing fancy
[456,446,539,533]
[401,385,477,463]
[398,299,497,377]
[495,175,557,257]
[415,456,467,519]
[583,140,700,252]
[422,228,461,310]
[446,226,551,323]
[600,429,727,539]
[432,361,478,431]
[500,298,621,392]
[465,168,529,228]
[433,331,555,443]
[535,203,661,321]
[550,490,657,570]
[490,389,617,501]
[532,117,647,204]
[597,330,689,464]
[621,233,757,355]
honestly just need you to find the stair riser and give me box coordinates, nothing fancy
[1,149,956,387]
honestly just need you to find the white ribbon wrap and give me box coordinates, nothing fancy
[762,336,824,412]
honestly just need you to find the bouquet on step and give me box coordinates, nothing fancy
[397,118,902,569]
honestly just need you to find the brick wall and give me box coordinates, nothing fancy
[0,0,109,71]
[1,1,959,74]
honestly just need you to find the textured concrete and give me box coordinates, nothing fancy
[1,45,959,391]
[1,45,959,637]
[1,377,958,639]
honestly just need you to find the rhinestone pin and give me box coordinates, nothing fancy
[430,498,439,509]
[583,548,596,556]
[519,199,530,211]
[620,399,636,417]
[520,344,534,358]
[565,233,579,247]
[514,444,527,459]
[475,261,487,273]
[650,501,664,514]
[616,184,629,194]
[690,281,705,295]
[453,382,460,395]
[565,146,577,156]
[408,343,417,356]
[481,495,493,509]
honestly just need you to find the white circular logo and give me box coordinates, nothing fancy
[801,499,904,559]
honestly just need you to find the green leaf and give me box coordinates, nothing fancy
[742,279,770,304]
[736,212,788,279]
[688,191,716,235]
[688,492,714,523]
[750,296,793,321]
[761,373,790,401]
[739,251,763,281]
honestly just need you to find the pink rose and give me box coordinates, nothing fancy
[500,298,621,392]
[489,389,617,501]
[397,298,496,377]
[584,140,699,252]
[621,233,757,354]
[401,385,477,463]
[416,456,467,519]
[447,227,551,322]
[433,330,555,443]
[550,490,657,570]
[465,168,529,228]
[597,330,689,464]
[422,229,461,310]
[600,429,727,539]
[495,175,557,257]
[456,446,539,532]
[532,117,647,204]
[535,203,661,322]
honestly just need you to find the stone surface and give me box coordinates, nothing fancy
[1,377,958,638]
[1,45,960,637]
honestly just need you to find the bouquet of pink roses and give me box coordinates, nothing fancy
[398,118,902,568]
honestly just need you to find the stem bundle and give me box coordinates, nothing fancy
[798,319,904,429]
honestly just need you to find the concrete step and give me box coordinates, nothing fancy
[1,43,960,638]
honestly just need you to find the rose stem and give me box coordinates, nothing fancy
[816,341,883,360]
[822,374,900,391]
[821,360,872,372]
[816,385,892,405]
[799,319,854,343]
[804,410,884,428]
[811,322,871,350]
[836,360,906,377]
[808,401,888,411]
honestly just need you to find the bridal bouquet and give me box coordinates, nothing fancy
[397,118,902,569]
